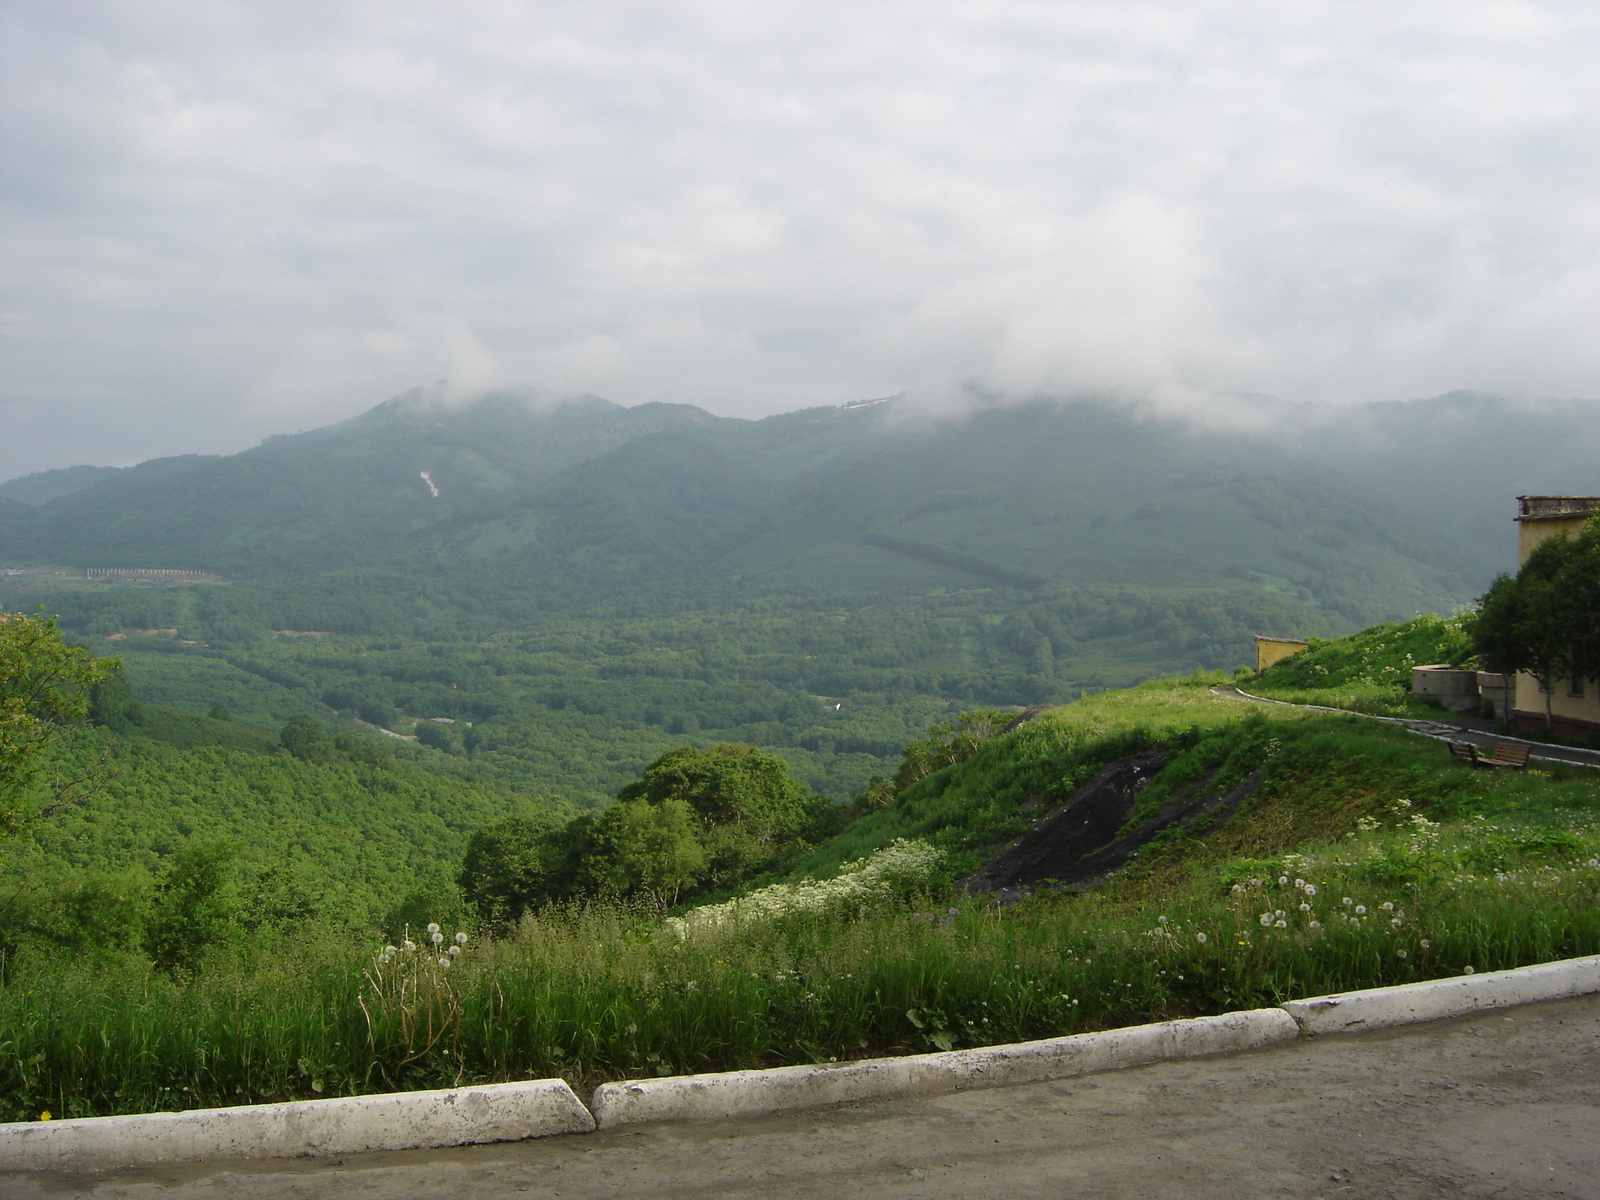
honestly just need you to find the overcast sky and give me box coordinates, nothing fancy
[1,1,1597,479]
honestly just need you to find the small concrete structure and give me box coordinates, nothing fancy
[1411,665,1481,714]
[1253,636,1308,674]
[1476,672,1513,721]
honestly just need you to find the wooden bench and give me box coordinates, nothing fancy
[1481,742,1531,769]
[1447,741,1531,769]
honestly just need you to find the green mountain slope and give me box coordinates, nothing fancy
[0,391,1510,620]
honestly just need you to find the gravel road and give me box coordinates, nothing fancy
[9,993,1599,1200]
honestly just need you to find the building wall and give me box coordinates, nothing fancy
[1511,497,1600,734]
[1254,637,1307,674]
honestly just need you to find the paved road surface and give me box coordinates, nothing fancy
[8,994,1600,1200]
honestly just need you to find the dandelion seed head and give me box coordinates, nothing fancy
[1464,965,1475,975]
[426,923,441,935]
[1300,903,1312,913]
[454,932,468,946]
[431,931,444,945]
[1355,906,1367,915]
[1195,932,1208,944]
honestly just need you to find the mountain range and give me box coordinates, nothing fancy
[5,388,1598,627]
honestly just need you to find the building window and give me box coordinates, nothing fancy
[1569,675,1585,698]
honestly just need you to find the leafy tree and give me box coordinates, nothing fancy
[208,703,233,722]
[415,721,464,755]
[1476,517,1600,728]
[0,611,118,837]
[144,842,240,973]
[616,743,816,886]
[458,816,578,928]
[891,708,1013,792]
[579,798,706,908]
[240,861,318,932]
[278,715,335,763]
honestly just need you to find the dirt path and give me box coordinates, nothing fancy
[10,994,1600,1199]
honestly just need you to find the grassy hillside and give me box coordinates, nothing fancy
[5,615,1598,1120]
[3,709,558,938]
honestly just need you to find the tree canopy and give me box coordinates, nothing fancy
[1476,515,1600,726]
[0,611,117,836]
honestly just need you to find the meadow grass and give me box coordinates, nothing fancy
[5,804,1598,1122]
[7,631,1599,1124]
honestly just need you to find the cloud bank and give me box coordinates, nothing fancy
[2,0,1597,476]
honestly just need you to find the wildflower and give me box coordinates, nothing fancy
[454,932,468,946]
[1355,905,1367,916]
[426,923,441,935]
[1195,932,1208,944]
[38,1111,51,1122]
[1463,966,1475,975]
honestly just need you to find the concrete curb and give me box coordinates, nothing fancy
[0,1078,594,1172]
[9,956,1600,1169]
[590,1006,1297,1129]
[1282,955,1600,1035]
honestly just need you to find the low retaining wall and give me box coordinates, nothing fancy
[591,1007,1297,1129]
[0,1079,594,1173]
[1282,955,1600,1035]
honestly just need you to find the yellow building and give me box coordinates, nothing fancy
[1510,495,1600,735]
[1254,636,1308,674]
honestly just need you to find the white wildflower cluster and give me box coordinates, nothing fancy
[375,922,470,972]
[666,839,945,937]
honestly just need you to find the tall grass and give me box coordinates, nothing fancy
[5,819,1598,1123]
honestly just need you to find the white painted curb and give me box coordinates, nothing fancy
[590,1006,1296,1129]
[0,1078,594,1172]
[1282,955,1600,1035]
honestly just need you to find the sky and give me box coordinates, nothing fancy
[2,0,1597,480]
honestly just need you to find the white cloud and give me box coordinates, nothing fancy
[1,0,1597,476]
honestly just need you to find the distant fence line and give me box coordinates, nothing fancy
[86,568,224,582]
